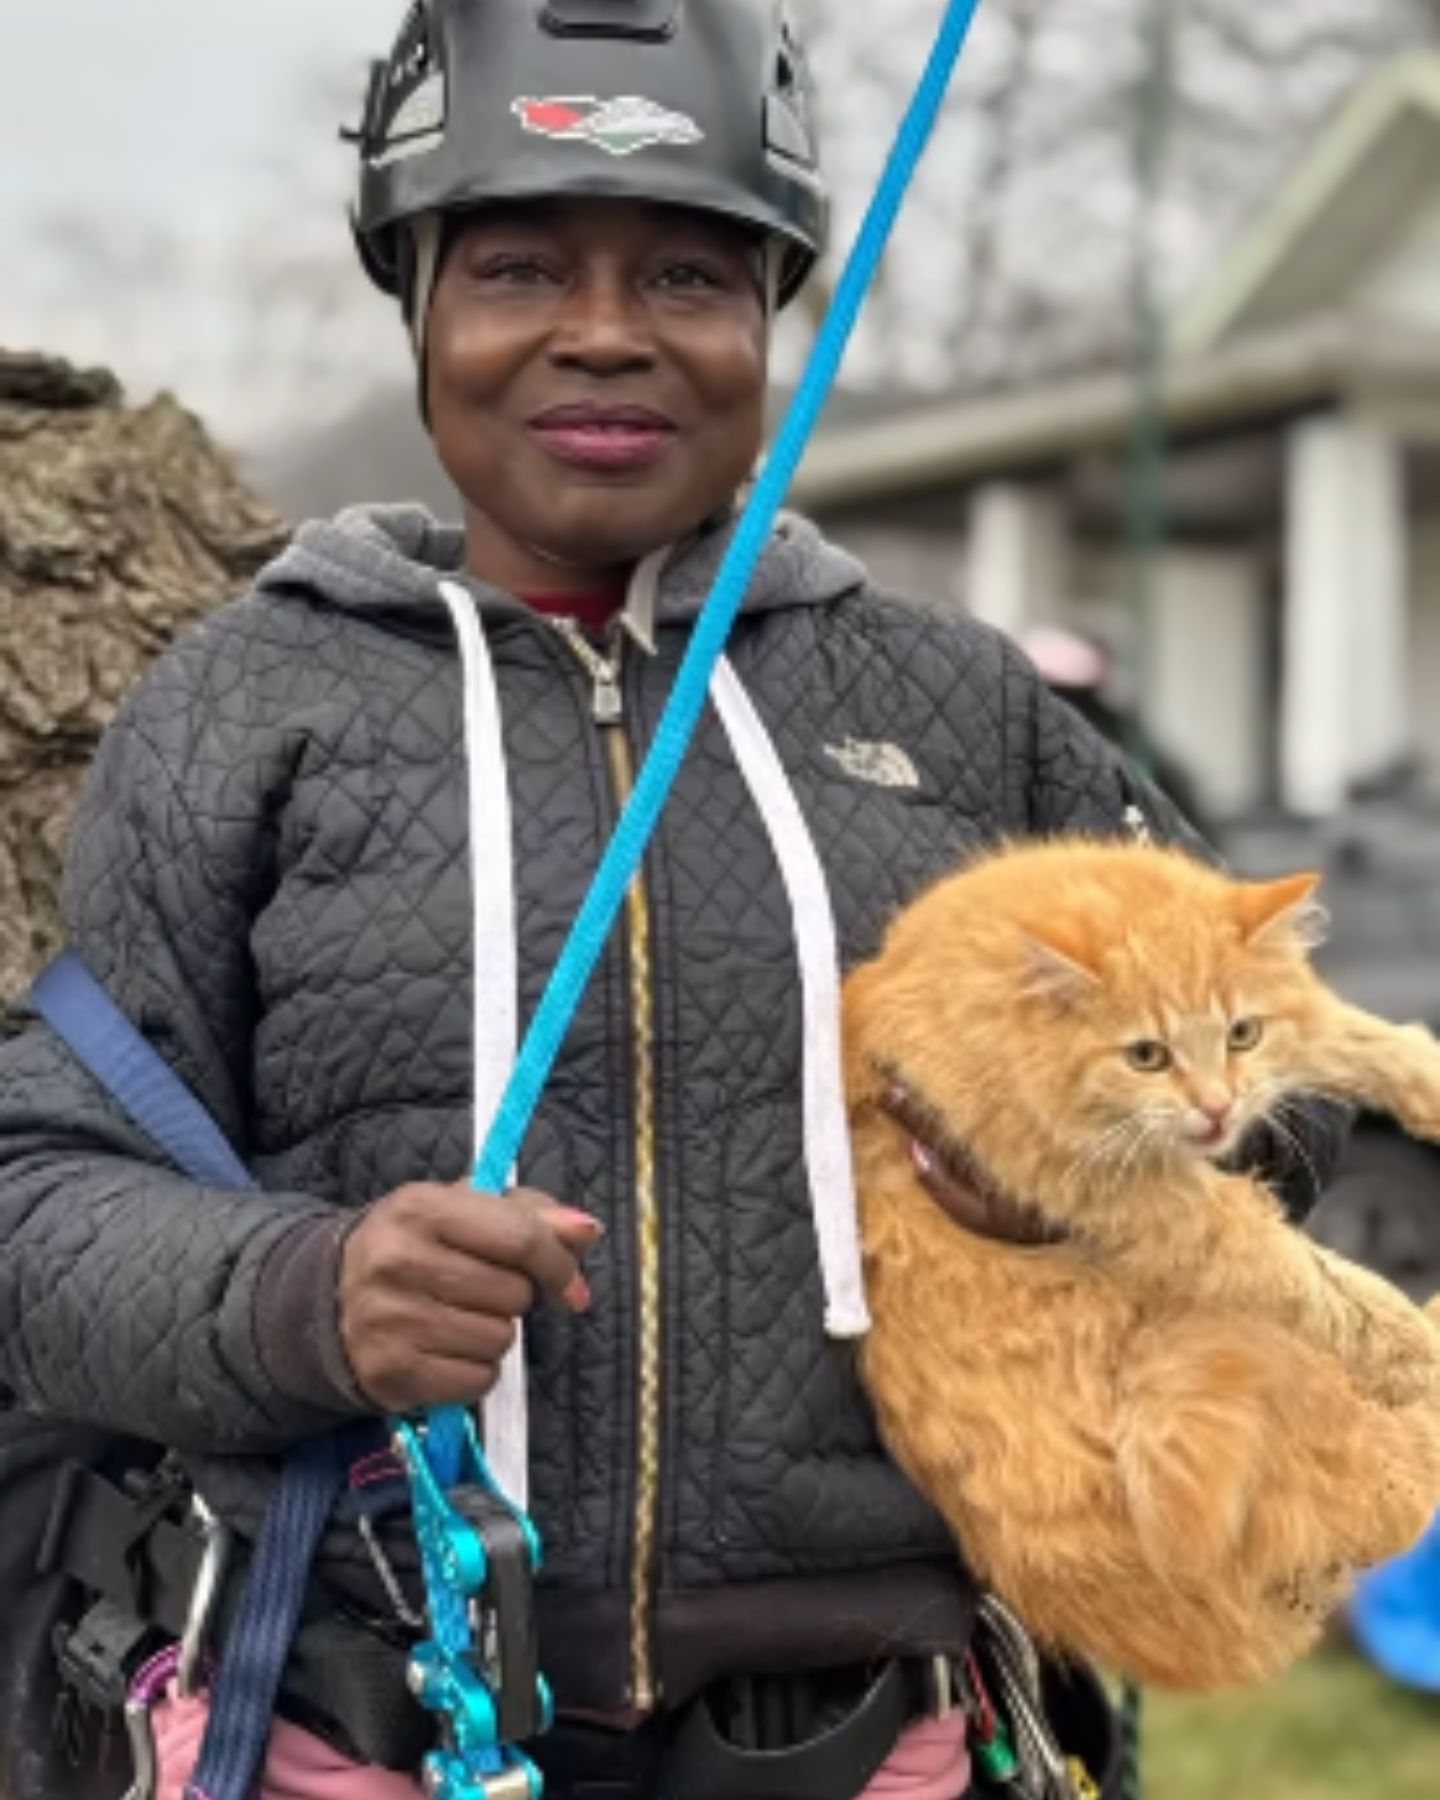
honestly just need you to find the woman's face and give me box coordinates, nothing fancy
[425,198,771,594]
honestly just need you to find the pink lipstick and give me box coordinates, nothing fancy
[528,402,677,472]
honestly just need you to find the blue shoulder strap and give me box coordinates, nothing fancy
[28,949,354,1800]
[30,951,257,1193]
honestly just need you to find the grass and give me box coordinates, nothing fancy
[1138,1646,1440,1799]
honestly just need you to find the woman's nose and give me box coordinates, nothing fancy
[549,277,655,373]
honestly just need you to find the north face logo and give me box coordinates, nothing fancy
[823,739,921,791]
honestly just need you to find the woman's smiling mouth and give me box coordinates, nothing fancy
[528,402,678,472]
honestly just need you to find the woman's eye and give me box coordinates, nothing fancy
[475,257,558,286]
[654,262,724,291]
[1125,1040,1173,1074]
[1229,1017,1265,1053]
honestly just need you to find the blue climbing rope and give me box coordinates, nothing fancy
[401,2,989,1792]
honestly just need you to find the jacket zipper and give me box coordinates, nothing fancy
[548,616,663,1712]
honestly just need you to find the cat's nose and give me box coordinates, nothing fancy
[1187,1100,1233,1146]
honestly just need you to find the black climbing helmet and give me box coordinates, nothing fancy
[350,0,828,314]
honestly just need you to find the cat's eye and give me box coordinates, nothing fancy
[1125,1040,1173,1074]
[1229,1017,1265,1053]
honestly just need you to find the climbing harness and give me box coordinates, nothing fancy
[398,0,988,1790]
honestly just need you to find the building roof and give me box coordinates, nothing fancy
[1175,55,1440,357]
[789,316,1440,511]
[789,54,1440,512]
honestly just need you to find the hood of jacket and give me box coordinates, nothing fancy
[254,502,868,633]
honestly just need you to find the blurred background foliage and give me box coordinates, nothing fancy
[1144,1647,1440,1798]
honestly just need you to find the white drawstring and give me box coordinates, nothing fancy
[709,657,871,1338]
[436,580,870,1517]
[435,579,529,1506]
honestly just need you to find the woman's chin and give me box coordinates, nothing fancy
[518,504,707,574]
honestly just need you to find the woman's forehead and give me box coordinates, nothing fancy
[447,197,761,253]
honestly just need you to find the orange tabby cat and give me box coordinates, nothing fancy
[844,839,1440,1690]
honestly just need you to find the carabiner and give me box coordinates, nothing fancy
[120,1643,186,1800]
[974,1595,1076,1800]
[177,1495,233,1698]
[120,1693,159,1800]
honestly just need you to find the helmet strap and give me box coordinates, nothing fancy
[409,212,445,363]
[761,238,786,318]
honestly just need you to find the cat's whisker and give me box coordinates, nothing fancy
[1059,1117,1139,1195]
[1085,1112,1162,1200]
[1111,1112,1163,1195]
[1246,1079,1327,1208]
[1268,1099,1326,1213]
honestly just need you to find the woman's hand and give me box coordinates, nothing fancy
[338,1182,602,1411]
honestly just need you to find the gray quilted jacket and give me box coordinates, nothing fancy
[0,506,1342,1768]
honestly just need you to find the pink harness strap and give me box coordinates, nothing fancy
[858,1713,972,1800]
[151,1689,423,1800]
[149,1688,970,1800]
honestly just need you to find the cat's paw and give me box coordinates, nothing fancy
[1361,1356,1440,1411]
[1385,1025,1440,1142]
[1347,1314,1440,1408]
[1312,1251,1440,1404]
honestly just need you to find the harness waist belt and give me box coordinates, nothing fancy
[39,1461,432,1770]
[41,1462,948,1793]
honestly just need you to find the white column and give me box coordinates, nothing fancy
[1146,550,1266,820]
[962,481,1071,636]
[1282,416,1409,816]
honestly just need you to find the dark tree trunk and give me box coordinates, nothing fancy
[0,350,287,1004]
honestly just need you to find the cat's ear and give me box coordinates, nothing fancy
[1234,873,1328,955]
[1020,930,1102,1005]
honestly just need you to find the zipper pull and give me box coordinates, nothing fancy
[591,665,623,726]
[549,617,625,725]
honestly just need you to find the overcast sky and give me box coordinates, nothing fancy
[3,3,388,227]
[2,1,411,446]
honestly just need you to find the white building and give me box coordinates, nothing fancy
[793,56,1440,824]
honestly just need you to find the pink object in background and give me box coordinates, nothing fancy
[1019,624,1110,691]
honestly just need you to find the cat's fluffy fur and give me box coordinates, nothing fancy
[844,840,1440,1691]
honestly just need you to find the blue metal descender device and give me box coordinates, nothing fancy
[394,1413,551,1798]
[396,1,988,1792]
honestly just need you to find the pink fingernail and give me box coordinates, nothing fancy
[564,1273,593,1314]
[911,1141,935,1177]
[555,1207,605,1237]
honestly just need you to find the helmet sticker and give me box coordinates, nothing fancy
[367,74,448,168]
[390,74,446,141]
[366,0,447,170]
[512,96,704,158]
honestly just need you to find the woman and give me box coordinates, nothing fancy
[0,3,1343,1797]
